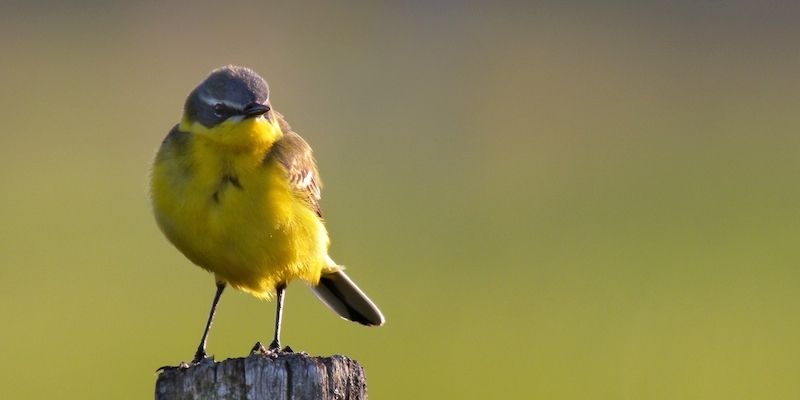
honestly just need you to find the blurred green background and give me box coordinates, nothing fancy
[2,1,799,398]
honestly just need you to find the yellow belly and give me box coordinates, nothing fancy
[150,142,328,299]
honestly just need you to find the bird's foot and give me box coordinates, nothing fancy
[268,339,293,353]
[251,341,293,357]
[191,348,211,364]
[251,341,268,355]
[154,351,210,373]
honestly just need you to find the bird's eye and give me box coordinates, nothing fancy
[213,103,227,118]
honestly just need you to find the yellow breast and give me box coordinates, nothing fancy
[149,118,329,298]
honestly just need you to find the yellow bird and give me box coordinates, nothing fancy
[149,66,384,363]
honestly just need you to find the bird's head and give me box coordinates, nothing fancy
[180,66,279,147]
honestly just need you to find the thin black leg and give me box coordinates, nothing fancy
[267,283,287,351]
[192,282,226,363]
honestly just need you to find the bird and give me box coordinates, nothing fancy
[149,65,384,364]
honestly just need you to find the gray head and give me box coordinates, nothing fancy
[184,66,271,128]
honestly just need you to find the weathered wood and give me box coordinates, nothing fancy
[155,353,368,400]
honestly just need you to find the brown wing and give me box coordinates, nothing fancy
[264,111,323,218]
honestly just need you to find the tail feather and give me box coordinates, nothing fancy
[307,270,385,326]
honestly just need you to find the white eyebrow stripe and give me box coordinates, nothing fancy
[198,94,244,110]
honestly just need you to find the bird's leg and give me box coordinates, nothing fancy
[268,283,288,352]
[192,282,226,363]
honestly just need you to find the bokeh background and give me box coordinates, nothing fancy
[2,1,799,398]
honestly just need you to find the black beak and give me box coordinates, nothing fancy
[243,103,270,118]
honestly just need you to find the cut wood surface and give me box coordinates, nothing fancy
[155,352,368,400]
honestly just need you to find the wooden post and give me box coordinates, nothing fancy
[155,353,368,400]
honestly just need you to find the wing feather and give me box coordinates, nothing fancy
[263,111,323,217]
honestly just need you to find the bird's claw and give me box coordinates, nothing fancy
[251,341,293,357]
[251,341,268,355]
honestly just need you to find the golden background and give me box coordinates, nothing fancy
[1,1,799,398]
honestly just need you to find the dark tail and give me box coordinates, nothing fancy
[307,270,385,326]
